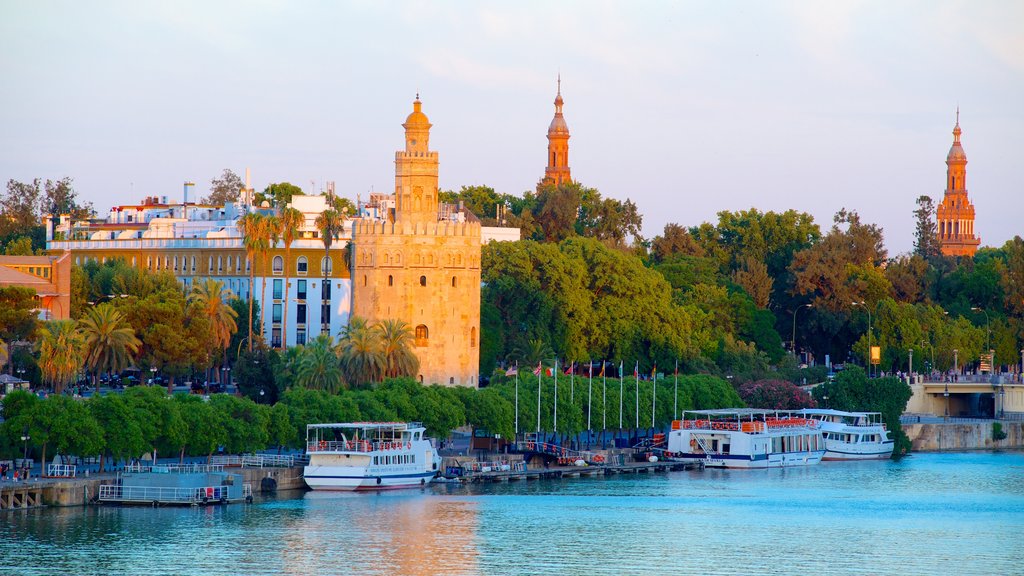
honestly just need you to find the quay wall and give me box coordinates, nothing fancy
[904,421,1024,451]
[239,465,306,491]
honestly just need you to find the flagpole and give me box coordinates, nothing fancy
[635,360,639,430]
[618,360,623,431]
[602,364,607,432]
[587,360,593,431]
[674,359,678,421]
[570,362,574,403]
[651,366,656,429]
[514,361,519,435]
[554,358,558,436]
[536,361,541,433]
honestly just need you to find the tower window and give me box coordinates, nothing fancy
[451,276,457,287]
[419,275,427,287]
[471,327,477,347]
[388,275,394,286]
[415,324,429,347]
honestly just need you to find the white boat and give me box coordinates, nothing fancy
[665,409,825,469]
[794,409,893,460]
[304,422,441,490]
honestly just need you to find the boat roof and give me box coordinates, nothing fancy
[795,409,882,418]
[306,422,422,431]
[684,408,778,416]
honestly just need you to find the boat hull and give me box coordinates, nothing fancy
[303,468,436,491]
[673,450,825,469]
[822,443,894,460]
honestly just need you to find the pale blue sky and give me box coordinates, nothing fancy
[2,1,1022,254]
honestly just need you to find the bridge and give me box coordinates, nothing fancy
[908,376,1024,419]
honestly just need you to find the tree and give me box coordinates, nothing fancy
[732,257,773,308]
[0,179,42,243]
[3,236,35,256]
[651,223,705,263]
[237,212,266,351]
[886,254,931,304]
[376,319,419,379]
[913,195,940,259]
[123,386,186,459]
[208,394,269,454]
[534,181,582,242]
[41,177,92,220]
[0,286,39,345]
[314,208,345,337]
[207,169,244,205]
[296,335,344,392]
[37,320,84,394]
[24,395,102,472]
[260,215,281,344]
[187,278,238,377]
[337,317,384,386]
[174,394,226,461]
[78,303,141,385]
[277,207,304,348]
[259,182,304,208]
[88,394,145,471]
[739,379,815,410]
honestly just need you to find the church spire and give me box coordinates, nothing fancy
[936,109,979,257]
[544,76,571,186]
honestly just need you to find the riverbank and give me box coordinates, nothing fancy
[903,420,1024,451]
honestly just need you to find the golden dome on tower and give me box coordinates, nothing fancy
[403,95,432,130]
[947,108,966,163]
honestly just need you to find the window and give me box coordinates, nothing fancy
[451,276,457,287]
[419,275,426,287]
[297,279,307,300]
[272,255,283,274]
[388,275,393,287]
[271,327,281,348]
[321,303,331,327]
[297,303,307,324]
[321,256,332,276]
[470,327,476,347]
[273,303,282,323]
[449,377,455,385]
[296,329,306,346]
[218,256,223,272]
[273,279,283,300]
[297,256,308,274]
[321,282,331,300]
[415,324,429,347]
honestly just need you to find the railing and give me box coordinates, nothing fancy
[98,483,250,504]
[125,463,225,474]
[901,413,1024,424]
[677,418,816,432]
[464,460,526,474]
[241,454,308,468]
[46,464,76,478]
[307,440,413,453]
[514,441,602,464]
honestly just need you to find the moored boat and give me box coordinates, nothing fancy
[303,422,441,491]
[793,409,893,460]
[665,409,825,469]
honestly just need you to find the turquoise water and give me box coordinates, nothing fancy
[3,452,1023,575]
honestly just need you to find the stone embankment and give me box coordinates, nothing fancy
[903,421,1024,451]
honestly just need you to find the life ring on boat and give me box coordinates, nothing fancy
[318,441,326,451]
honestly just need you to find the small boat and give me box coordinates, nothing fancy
[97,463,252,506]
[664,409,825,469]
[303,422,441,491]
[794,409,894,460]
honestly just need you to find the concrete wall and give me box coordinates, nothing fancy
[903,421,1024,451]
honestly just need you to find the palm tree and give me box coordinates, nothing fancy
[314,208,344,336]
[336,316,384,386]
[237,212,265,352]
[375,319,419,379]
[78,303,141,386]
[187,278,238,381]
[38,320,84,394]
[296,334,344,392]
[0,338,8,373]
[261,214,281,346]
[277,207,304,349]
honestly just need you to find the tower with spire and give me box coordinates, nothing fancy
[543,75,572,186]
[936,108,980,257]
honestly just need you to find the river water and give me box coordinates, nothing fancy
[3,451,1023,575]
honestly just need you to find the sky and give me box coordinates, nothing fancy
[1,0,1022,255]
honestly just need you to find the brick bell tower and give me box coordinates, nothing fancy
[936,108,980,257]
[544,76,572,186]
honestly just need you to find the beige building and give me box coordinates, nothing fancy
[352,97,482,387]
[0,252,71,321]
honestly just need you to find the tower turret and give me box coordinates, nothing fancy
[936,108,980,257]
[544,76,572,186]
[394,95,440,224]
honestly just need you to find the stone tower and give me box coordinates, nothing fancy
[352,96,482,387]
[936,109,980,257]
[544,76,572,186]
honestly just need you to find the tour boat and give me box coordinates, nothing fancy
[793,409,894,460]
[304,422,441,490]
[665,409,825,469]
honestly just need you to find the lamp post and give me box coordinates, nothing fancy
[953,349,959,379]
[20,435,30,462]
[149,366,157,386]
[908,349,913,381]
[823,395,829,409]
[971,307,992,374]
[943,383,950,421]
[791,303,812,358]
[852,301,872,377]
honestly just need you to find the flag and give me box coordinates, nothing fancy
[546,367,554,377]
[634,361,639,378]
[533,362,542,376]
[589,361,593,378]
[597,362,605,377]
[565,362,574,376]
[651,363,657,378]
[505,365,518,376]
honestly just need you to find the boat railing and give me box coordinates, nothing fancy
[46,464,77,478]
[674,417,818,433]
[123,463,226,475]
[307,440,374,453]
[98,483,244,504]
[465,460,526,473]
[241,454,309,468]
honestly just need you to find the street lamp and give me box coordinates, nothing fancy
[943,383,950,421]
[149,366,157,386]
[908,348,914,381]
[971,307,993,374]
[20,435,30,462]
[852,301,872,377]
[953,349,959,380]
[791,303,812,359]
[823,394,829,409]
